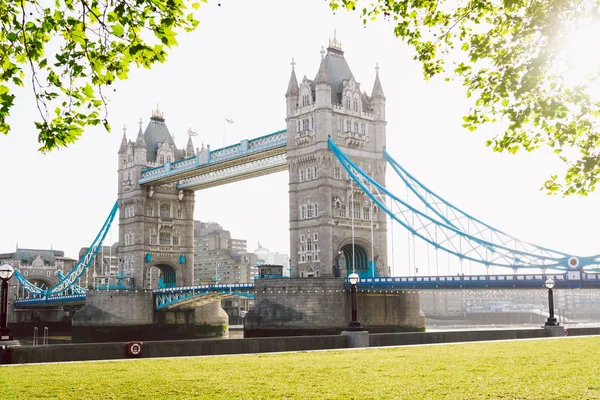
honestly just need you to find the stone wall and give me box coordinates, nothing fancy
[245,278,425,337]
[4,327,597,365]
[72,290,228,342]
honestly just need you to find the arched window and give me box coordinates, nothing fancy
[160,203,171,218]
[166,156,172,163]
[159,155,165,164]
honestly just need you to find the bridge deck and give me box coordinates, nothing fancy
[13,273,600,308]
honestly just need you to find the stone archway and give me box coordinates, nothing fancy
[145,262,178,289]
[339,242,374,279]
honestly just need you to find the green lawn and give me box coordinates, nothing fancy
[2,337,599,399]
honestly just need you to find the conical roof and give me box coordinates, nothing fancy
[372,67,385,99]
[315,57,329,84]
[186,136,195,157]
[118,130,128,154]
[286,67,299,97]
[134,125,146,149]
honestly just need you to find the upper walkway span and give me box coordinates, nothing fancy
[138,130,287,189]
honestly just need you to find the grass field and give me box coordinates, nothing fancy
[2,336,599,399]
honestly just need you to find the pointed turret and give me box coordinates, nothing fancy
[286,58,299,98]
[133,122,147,166]
[134,125,145,149]
[118,127,128,154]
[315,56,331,108]
[371,63,385,100]
[186,136,195,157]
[371,63,386,122]
[315,57,329,84]
[286,58,299,118]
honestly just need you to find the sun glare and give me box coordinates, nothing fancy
[558,17,600,94]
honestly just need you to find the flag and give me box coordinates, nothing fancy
[225,118,234,124]
[187,127,199,136]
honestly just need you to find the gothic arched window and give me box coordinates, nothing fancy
[160,203,171,218]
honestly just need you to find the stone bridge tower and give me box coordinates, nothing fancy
[117,109,196,289]
[286,36,388,279]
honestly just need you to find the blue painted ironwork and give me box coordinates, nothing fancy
[14,201,118,297]
[154,283,255,309]
[14,294,86,307]
[328,138,600,271]
[57,271,86,294]
[345,273,600,290]
[139,130,287,185]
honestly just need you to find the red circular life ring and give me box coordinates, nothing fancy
[127,341,143,356]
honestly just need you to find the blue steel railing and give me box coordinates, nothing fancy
[347,273,600,290]
[139,130,287,184]
[14,294,86,307]
[154,283,255,309]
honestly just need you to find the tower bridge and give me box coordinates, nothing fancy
[9,35,600,341]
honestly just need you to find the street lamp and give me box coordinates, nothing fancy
[544,278,559,326]
[346,272,364,331]
[0,264,15,340]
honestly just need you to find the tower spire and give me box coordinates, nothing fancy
[315,56,329,84]
[186,135,195,157]
[372,62,385,99]
[118,125,128,154]
[286,57,299,97]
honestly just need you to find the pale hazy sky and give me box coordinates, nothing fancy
[1,0,599,276]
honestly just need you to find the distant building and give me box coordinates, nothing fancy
[78,242,130,289]
[254,243,290,277]
[0,247,77,292]
[193,221,258,284]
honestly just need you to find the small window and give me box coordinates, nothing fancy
[334,166,342,179]
[345,98,351,109]
[338,118,343,131]
[313,232,318,241]
[47,271,51,277]
[353,99,359,111]
[147,207,154,217]
[172,236,179,246]
[150,234,157,245]
[346,120,351,132]
[354,122,359,133]
[176,209,183,219]
[300,234,305,243]
[166,156,172,163]
[159,155,165,164]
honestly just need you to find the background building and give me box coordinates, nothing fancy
[0,247,77,296]
[254,242,290,277]
[193,221,258,284]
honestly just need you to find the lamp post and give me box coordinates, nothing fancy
[0,264,15,340]
[346,272,364,331]
[544,278,559,326]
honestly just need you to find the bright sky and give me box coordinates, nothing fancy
[1,0,599,276]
